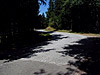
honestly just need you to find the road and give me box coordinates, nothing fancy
[0,30,87,75]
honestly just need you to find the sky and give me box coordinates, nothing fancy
[39,0,49,17]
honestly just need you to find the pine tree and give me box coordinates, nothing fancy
[46,0,100,33]
[47,0,56,28]
[0,0,46,45]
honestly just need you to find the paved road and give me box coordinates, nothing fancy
[0,30,87,75]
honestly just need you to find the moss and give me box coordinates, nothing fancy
[40,33,50,37]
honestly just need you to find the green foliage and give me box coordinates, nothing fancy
[46,0,100,33]
[47,0,57,28]
[40,33,50,37]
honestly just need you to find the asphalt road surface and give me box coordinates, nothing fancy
[0,30,87,75]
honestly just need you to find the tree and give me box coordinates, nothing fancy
[47,0,56,27]
[38,13,47,28]
[47,0,100,33]
[70,0,100,33]
[0,0,47,47]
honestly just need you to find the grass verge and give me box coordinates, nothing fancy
[76,33,100,37]
[45,26,100,37]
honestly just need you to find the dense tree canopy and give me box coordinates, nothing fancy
[46,0,100,33]
[0,0,46,46]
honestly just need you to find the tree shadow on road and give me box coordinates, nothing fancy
[0,40,53,63]
[0,31,54,62]
[51,34,69,41]
[0,31,69,63]
[33,67,85,75]
[58,37,100,75]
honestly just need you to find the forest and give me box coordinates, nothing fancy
[0,0,100,49]
[0,0,100,60]
[0,0,100,75]
[0,0,48,59]
[45,0,100,33]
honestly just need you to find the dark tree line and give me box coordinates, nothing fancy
[0,0,38,34]
[38,13,48,29]
[46,0,100,33]
[0,0,46,49]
